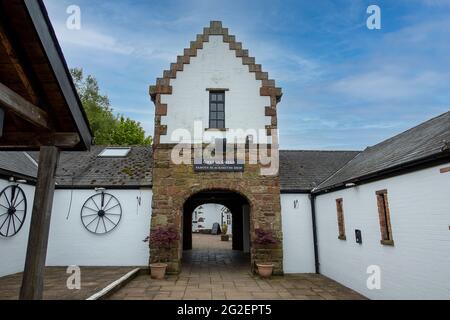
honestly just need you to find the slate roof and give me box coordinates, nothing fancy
[56,146,153,188]
[0,152,38,180]
[26,146,153,188]
[317,110,450,191]
[279,150,360,192]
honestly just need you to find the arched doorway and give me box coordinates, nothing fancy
[182,190,251,267]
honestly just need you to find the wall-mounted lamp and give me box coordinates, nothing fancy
[345,183,357,188]
[95,187,106,193]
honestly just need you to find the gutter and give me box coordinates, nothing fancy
[309,191,320,274]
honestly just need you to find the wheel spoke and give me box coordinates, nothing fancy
[83,207,98,213]
[104,215,117,226]
[11,214,16,235]
[95,218,101,233]
[90,198,100,210]
[102,217,108,233]
[13,198,24,208]
[82,213,99,218]
[13,213,23,225]
[104,204,120,212]
[0,214,9,230]
[103,195,114,211]
[85,216,99,228]
[106,213,121,216]
[101,193,105,208]
[0,204,9,210]
[6,215,12,237]
[2,193,11,207]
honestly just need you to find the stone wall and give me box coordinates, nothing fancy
[150,145,284,274]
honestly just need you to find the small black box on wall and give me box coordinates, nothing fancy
[355,230,363,244]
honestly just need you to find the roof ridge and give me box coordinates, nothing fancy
[367,110,450,150]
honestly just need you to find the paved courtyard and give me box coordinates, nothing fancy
[0,267,134,300]
[107,234,365,300]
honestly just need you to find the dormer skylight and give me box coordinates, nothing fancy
[98,147,131,158]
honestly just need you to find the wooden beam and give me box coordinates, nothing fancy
[0,132,80,149]
[19,146,60,300]
[0,108,4,137]
[0,83,50,129]
[0,22,39,105]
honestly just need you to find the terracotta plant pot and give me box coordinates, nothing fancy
[150,263,168,280]
[257,263,274,278]
[221,235,229,242]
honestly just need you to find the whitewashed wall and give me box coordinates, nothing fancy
[192,203,232,234]
[315,163,450,300]
[0,180,35,277]
[161,35,271,144]
[281,194,316,274]
[47,189,152,267]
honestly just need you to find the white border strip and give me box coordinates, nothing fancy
[86,268,141,300]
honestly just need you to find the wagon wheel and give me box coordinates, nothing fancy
[81,192,122,234]
[0,185,27,238]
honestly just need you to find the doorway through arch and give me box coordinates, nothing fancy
[182,190,251,263]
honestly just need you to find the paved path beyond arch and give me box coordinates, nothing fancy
[107,234,366,300]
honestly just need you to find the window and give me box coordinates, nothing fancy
[336,198,346,240]
[209,91,225,129]
[376,190,394,246]
[98,147,131,158]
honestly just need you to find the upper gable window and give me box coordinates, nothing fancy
[98,147,131,158]
[209,91,225,129]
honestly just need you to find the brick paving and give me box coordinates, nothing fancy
[0,267,134,300]
[107,235,366,300]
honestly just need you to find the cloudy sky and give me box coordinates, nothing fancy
[43,0,450,150]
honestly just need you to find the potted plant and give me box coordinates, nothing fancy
[144,225,179,279]
[221,224,229,241]
[254,228,279,278]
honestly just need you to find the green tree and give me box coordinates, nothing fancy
[70,68,152,146]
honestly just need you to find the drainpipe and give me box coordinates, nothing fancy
[310,192,320,274]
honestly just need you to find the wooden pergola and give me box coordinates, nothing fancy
[0,0,92,299]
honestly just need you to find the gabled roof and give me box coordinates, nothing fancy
[149,21,282,101]
[280,150,360,192]
[317,110,450,192]
[149,21,282,144]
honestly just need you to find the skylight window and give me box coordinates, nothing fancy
[98,147,131,158]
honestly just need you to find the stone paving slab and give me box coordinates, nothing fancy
[107,235,365,301]
[0,267,135,300]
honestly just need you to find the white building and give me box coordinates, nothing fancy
[192,204,232,234]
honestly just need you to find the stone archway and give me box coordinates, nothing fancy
[150,148,284,275]
[182,189,251,254]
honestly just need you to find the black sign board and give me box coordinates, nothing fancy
[194,163,245,172]
[211,223,221,235]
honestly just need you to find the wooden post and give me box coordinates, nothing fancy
[19,146,60,300]
[0,108,4,137]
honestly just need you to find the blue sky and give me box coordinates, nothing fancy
[44,0,450,150]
